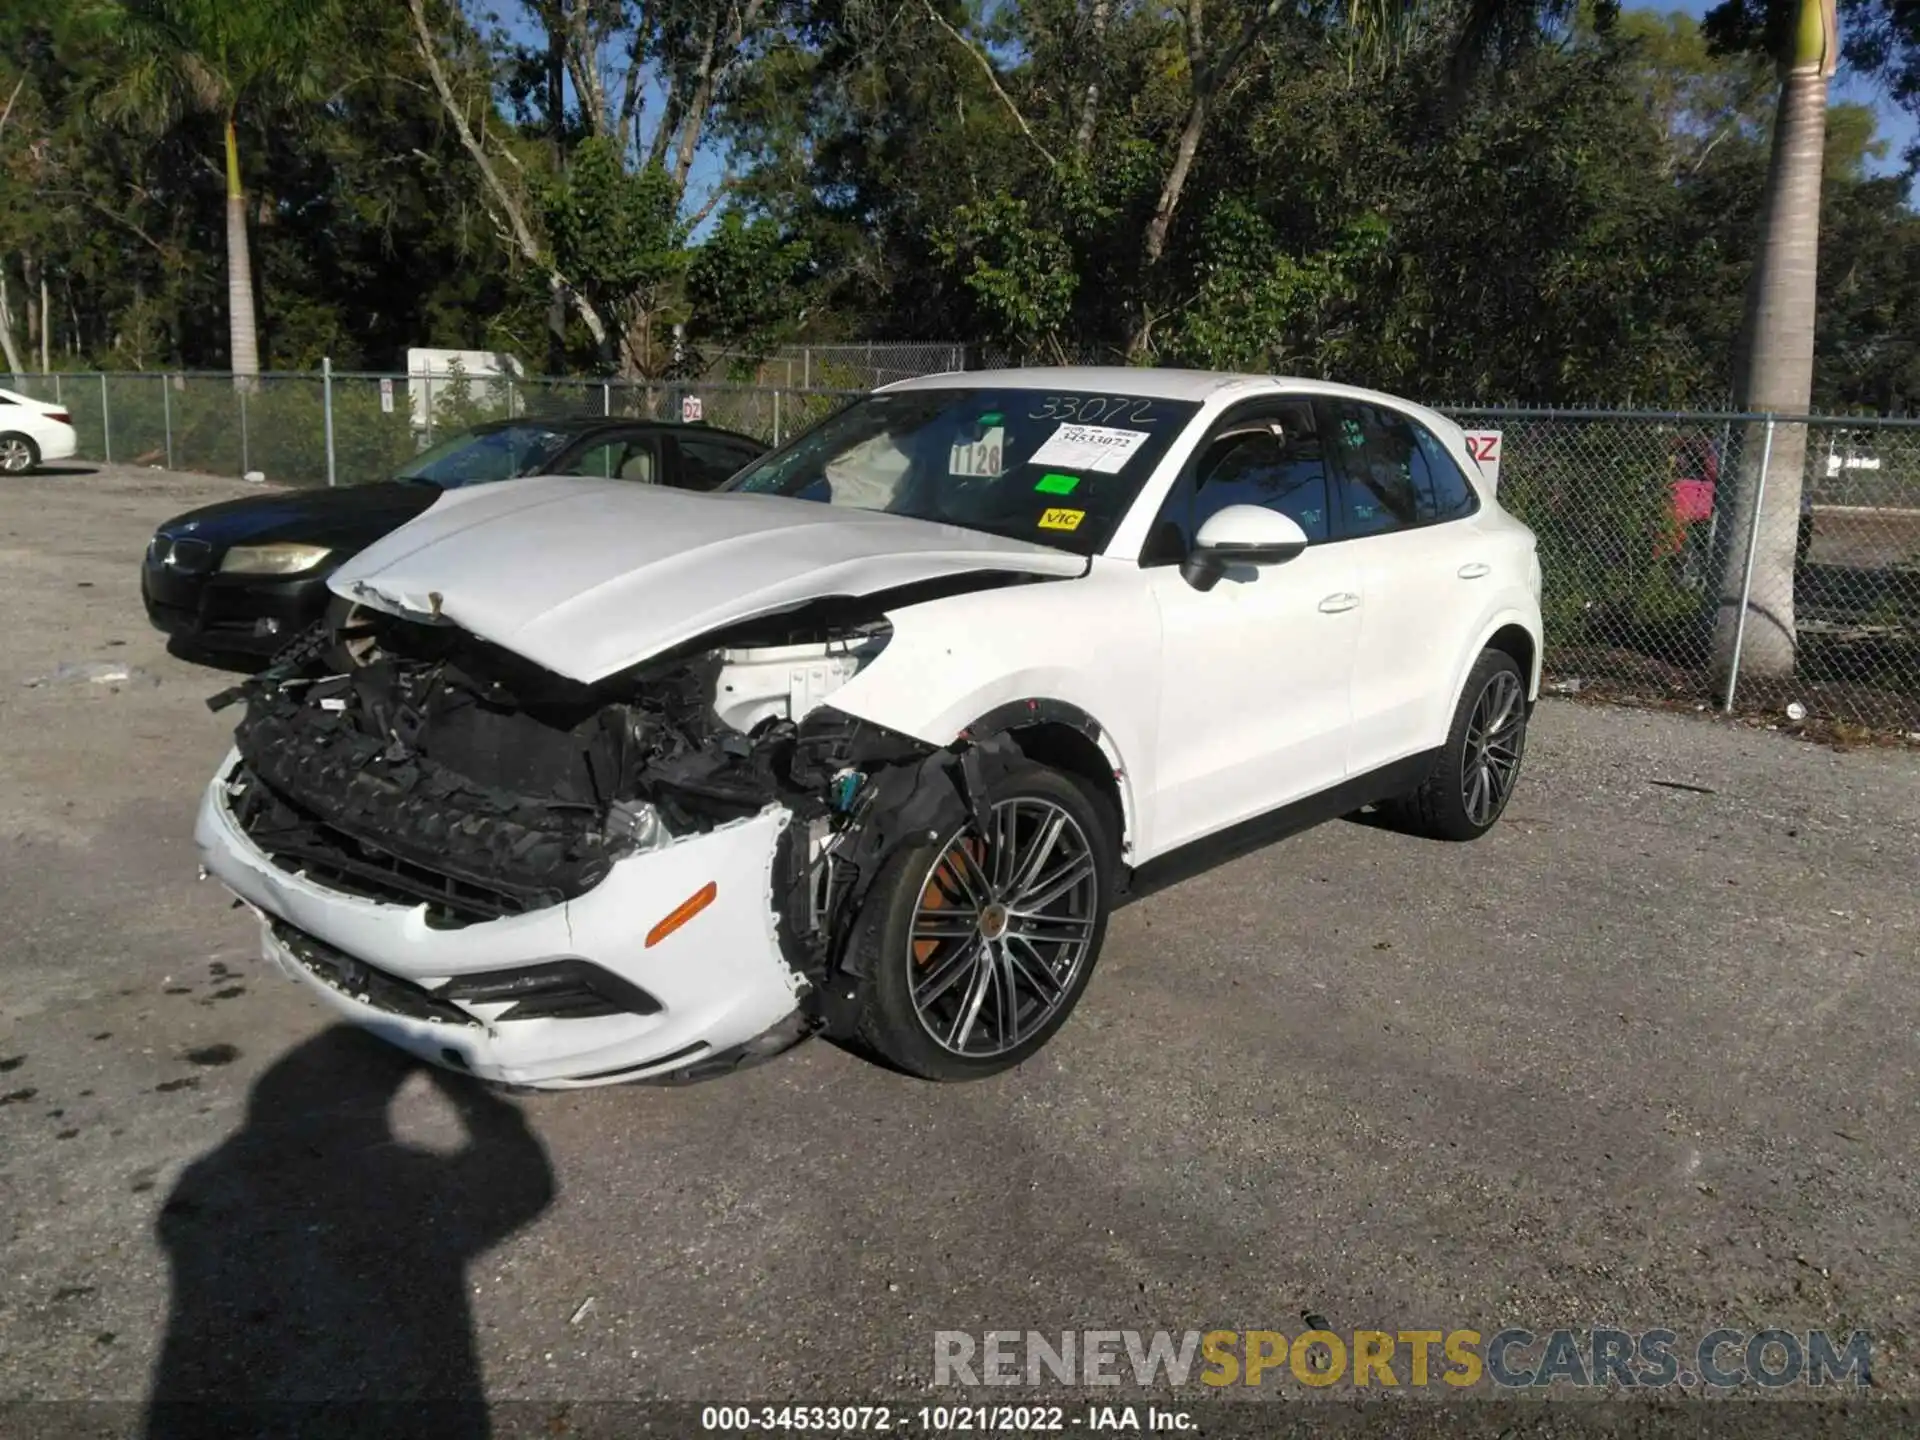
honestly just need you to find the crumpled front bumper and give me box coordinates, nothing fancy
[194,749,807,1088]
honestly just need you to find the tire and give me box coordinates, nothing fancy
[0,433,40,475]
[846,759,1117,1081]
[1380,649,1529,842]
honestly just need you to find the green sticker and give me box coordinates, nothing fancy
[978,411,1003,426]
[1035,472,1081,495]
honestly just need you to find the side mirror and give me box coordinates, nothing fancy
[1181,505,1310,591]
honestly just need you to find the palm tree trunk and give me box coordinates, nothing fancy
[1711,0,1836,688]
[224,116,261,388]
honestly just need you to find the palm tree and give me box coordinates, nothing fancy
[1712,0,1840,686]
[95,0,335,384]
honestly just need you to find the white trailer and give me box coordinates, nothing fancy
[406,348,526,435]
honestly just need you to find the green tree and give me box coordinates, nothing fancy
[684,211,810,374]
[94,0,338,383]
[931,195,1079,361]
[1815,171,1920,412]
[538,135,687,376]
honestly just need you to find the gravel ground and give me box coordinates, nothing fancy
[1,464,1917,1422]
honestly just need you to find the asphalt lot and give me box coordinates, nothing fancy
[2,464,1918,1414]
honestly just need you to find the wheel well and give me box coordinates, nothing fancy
[1001,721,1126,851]
[1485,624,1536,697]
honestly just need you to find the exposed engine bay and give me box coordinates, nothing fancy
[210,597,1024,1033]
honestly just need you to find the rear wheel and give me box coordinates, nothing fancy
[0,433,39,474]
[1380,649,1528,841]
[847,760,1115,1081]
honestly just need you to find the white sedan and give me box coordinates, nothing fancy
[0,387,79,473]
[194,368,1543,1086]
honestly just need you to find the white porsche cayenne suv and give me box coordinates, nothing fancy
[194,369,1542,1086]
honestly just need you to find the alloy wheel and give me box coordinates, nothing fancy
[1462,669,1524,827]
[906,797,1099,1059]
[0,438,32,473]
[336,602,383,667]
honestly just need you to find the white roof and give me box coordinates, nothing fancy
[878,366,1456,430]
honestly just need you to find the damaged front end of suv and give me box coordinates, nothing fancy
[195,594,1028,1088]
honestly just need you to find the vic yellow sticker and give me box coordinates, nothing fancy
[1038,507,1085,532]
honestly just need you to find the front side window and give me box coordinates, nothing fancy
[393,424,574,488]
[676,434,760,489]
[725,388,1201,555]
[1190,401,1332,542]
[558,438,657,483]
[559,440,621,478]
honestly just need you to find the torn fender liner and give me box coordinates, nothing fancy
[801,725,1023,1017]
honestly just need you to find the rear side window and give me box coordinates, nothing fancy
[1411,425,1478,521]
[1328,401,1420,537]
[1327,401,1477,536]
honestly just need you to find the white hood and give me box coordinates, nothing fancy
[328,476,1085,683]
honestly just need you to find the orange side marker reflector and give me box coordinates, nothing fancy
[645,881,718,948]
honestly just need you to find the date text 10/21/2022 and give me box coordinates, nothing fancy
[699,1406,1194,1432]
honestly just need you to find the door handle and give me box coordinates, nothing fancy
[1457,562,1491,580]
[1317,592,1360,614]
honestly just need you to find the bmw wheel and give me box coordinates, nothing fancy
[847,760,1116,1080]
[323,594,385,670]
[1381,649,1529,841]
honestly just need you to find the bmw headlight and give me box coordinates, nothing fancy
[219,542,333,575]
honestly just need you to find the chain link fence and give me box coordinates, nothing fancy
[703,343,967,391]
[1,369,861,487]
[1440,408,1920,734]
[8,368,1918,734]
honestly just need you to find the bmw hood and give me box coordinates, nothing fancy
[327,476,1087,683]
[156,481,437,552]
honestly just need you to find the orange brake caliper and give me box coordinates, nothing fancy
[914,836,986,966]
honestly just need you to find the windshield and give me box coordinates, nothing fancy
[393,424,574,487]
[724,388,1201,554]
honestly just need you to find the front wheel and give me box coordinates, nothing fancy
[1380,649,1529,841]
[846,760,1116,1081]
[322,594,384,670]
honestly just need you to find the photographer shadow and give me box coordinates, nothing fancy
[145,1026,555,1439]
